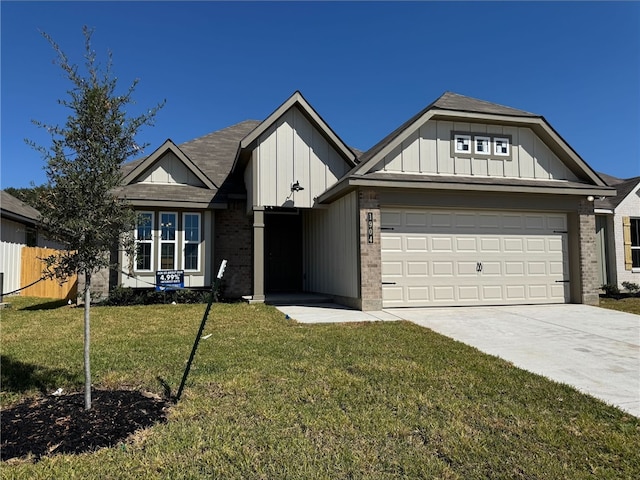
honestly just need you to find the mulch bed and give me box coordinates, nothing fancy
[1,389,170,462]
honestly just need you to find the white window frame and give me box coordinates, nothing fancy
[632,217,640,270]
[494,137,510,157]
[134,211,154,272]
[183,212,201,272]
[159,211,178,271]
[454,134,471,154]
[474,136,491,155]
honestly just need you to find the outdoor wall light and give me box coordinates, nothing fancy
[291,181,304,192]
[586,195,595,202]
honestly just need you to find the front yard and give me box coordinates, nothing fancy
[1,297,639,479]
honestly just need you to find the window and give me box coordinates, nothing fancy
[631,218,640,269]
[475,136,490,155]
[135,212,153,271]
[183,213,201,271]
[454,134,471,154]
[25,227,37,247]
[494,137,510,156]
[159,212,177,270]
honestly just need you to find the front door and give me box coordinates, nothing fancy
[265,212,302,293]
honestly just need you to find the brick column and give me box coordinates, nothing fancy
[578,199,599,305]
[359,188,382,311]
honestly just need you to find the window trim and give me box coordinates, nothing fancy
[182,212,201,272]
[474,136,491,155]
[494,136,511,157]
[159,211,178,271]
[631,217,640,270]
[451,132,513,160]
[134,211,154,272]
[453,134,471,154]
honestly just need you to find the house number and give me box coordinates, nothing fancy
[367,212,374,244]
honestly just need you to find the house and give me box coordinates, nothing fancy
[1,190,42,246]
[594,174,640,290]
[0,190,59,295]
[104,91,615,309]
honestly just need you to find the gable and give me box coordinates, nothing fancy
[246,106,352,208]
[134,151,207,187]
[370,118,580,181]
[617,181,640,212]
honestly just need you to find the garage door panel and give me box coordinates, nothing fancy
[406,236,428,251]
[456,237,477,251]
[432,262,454,276]
[381,208,569,307]
[431,237,453,252]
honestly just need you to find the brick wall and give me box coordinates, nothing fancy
[578,199,599,305]
[359,188,382,311]
[214,201,253,299]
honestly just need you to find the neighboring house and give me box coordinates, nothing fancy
[594,174,640,289]
[104,91,614,309]
[0,190,56,295]
[1,190,41,247]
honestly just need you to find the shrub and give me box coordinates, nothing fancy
[101,286,212,306]
[622,281,640,294]
[601,284,620,297]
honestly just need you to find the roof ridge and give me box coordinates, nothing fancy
[433,91,539,117]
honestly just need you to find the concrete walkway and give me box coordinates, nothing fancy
[276,303,640,417]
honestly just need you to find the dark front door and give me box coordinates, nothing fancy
[265,212,302,293]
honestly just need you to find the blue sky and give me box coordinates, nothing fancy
[2,1,639,189]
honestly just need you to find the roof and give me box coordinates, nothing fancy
[594,175,640,210]
[431,91,539,117]
[119,120,261,206]
[318,173,615,204]
[0,190,40,224]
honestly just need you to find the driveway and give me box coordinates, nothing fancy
[385,304,640,417]
[277,303,639,417]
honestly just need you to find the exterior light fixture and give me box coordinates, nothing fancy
[291,181,304,192]
[586,195,595,202]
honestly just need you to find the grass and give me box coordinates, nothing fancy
[599,295,640,315]
[2,296,639,479]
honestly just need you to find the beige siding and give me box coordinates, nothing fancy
[138,152,206,187]
[373,120,579,182]
[303,191,358,298]
[251,107,351,208]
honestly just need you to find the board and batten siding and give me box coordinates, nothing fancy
[303,191,358,299]
[249,107,350,208]
[372,120,579,181]
[138,152,206,186]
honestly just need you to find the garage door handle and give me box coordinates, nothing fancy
[555,280,570,283]
[382,282,397,285]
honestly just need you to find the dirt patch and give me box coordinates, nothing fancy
[1,389,169,462]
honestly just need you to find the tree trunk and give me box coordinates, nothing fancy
[84,271,92,410]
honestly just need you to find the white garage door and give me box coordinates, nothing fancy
[381,208,569,307]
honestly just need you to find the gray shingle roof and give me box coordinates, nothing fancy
[119,120,261,204]
[594,175,640,210]
[1,190,40,223]
[432,92,539,117]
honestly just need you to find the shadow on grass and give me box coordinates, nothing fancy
[0,355,80,394]
[20,299,70,311]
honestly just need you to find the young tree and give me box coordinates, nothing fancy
[28,27,165,410]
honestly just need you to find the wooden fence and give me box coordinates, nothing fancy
[20,246,78,300]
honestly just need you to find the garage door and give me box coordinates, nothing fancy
[381,209,569,307]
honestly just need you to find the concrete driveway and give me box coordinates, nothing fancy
[385,304,640,417]
[277,303,639,417]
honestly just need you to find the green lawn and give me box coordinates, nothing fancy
[599,295,640,315]
[2,296,639,479]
